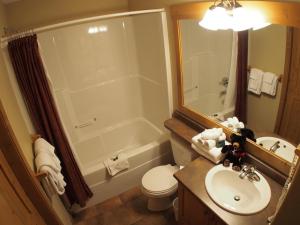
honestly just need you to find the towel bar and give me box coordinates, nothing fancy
[35,171,47,181]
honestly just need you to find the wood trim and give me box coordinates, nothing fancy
[0,100,64,225]
[170,1,299,176]
[274,28,293,133]
[170,1,300,28]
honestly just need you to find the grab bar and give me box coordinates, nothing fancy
[75,118,97,128]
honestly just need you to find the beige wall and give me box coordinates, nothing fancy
[247,25,286,133]
[0,3,35,171]
[5,0,128,29]
[0,4,73,225]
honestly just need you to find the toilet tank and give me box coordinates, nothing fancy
[170,133,199,166]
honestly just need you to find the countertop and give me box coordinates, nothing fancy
[174,157,283,225]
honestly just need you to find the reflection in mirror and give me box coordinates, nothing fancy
[180,19,296,163]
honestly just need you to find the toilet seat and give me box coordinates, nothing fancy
[142,165,179,197]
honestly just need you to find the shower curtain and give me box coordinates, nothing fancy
[8,34,92,207]
[224,32,238,113]
[235,31,249,123]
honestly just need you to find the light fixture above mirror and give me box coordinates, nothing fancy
[199,0,270,31]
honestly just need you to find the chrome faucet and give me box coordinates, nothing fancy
[239,164,260,182]
[270,141,280,153]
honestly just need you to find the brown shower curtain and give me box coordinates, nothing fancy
[8,34,92,207]
[235,31,249,123]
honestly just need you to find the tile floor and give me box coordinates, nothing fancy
[73,187,178,225]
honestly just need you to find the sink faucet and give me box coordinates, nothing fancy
[270,141,280,153]
[239,165,260,182]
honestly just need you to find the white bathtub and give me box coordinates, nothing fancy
[75,118,173,209]
[187,94,235,120]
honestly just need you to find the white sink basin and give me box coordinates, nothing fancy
[205,164,271,215]
[257,137,296,163]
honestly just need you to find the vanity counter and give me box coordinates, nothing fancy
[174,157,283,225]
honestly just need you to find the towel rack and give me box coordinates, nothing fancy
[247,65,283,82]
[35,171,48,181]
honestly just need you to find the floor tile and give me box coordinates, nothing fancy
[119,186,142,204]
[74,187,177,225]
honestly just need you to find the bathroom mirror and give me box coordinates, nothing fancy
[180,20,291,159]
[171,1,300,175]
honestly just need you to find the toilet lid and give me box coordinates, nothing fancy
[142,165,178,193]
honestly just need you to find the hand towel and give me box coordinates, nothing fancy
[104,153,130,176]
[34,138,61,171]
[261,72,278,96]
[39,166,66,195]
[34,138,55,155]
[248,68,264,95]
[35,152,62,173]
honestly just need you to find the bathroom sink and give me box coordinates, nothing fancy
[205,164,271,215]
[256,137,296,163]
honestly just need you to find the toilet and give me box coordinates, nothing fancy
[141,134,198,211]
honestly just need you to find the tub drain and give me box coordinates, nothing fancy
[234,195,241,201]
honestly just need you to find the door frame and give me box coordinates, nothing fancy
[0,100,63,225]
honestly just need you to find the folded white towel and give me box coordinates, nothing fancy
[34,138,65,195]
[261,72,278,96]
[104,153,130,176]
[39,166,66,195]
[34,138,55,155]
[221,117,245,132]
[192,128,226,151]
[248,68,264,95]
[35,152,62,173]
[191,143,228,164]
[34,138,61,172]
[200,128,223,140]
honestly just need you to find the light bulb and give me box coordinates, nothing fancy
[199,7,232,31]
[232,7,253,31]
[199,8,219,30]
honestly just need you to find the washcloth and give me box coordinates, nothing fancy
[248,68,264,95]
[261,72,278,96]
[104,153,130,176]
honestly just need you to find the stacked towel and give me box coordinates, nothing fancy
[34,138,66,196]
[191,128,228,164]
[248,68,264,95]
[191,143,228,164]
[221,117,245,132]
[261,72,278,96]
[104,153,130,176]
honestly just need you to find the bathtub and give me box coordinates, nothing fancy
[187,94,235,121]
[75,118,173,209]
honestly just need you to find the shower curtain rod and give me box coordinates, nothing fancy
[1,8,165,48]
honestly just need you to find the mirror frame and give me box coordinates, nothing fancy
[171,1,300,176]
